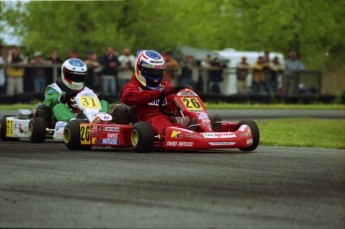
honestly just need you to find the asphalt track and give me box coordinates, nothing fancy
[0,140,344,228]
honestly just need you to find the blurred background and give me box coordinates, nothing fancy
[0,0,344,103]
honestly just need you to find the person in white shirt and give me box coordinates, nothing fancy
[118,48,136,90]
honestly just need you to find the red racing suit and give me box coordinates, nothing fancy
[120,75,181,134]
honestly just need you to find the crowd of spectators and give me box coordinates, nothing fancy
[0,46,307,97]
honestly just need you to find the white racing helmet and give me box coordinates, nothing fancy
[61,58,87,90]
[135,50,165,90]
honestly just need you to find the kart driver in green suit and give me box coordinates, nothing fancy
[43,58,109,122]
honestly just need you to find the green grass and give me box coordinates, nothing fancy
[257,118,345,149]
[204,103,345,110]
[1,103,344,149]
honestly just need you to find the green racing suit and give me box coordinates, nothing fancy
[43,82,109,122]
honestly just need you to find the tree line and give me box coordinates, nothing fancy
[1,0,344,71]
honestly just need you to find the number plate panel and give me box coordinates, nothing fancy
[78,96,101,109]
[80,123,91,145]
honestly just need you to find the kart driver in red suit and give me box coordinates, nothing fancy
[120,50,182,135]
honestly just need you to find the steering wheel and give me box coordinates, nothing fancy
[158,86,186,116]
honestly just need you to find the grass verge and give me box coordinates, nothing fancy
[257,118,345,149]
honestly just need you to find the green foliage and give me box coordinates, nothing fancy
[258,118,345,149]
[1,0,344,70]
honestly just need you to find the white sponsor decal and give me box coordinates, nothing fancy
[239,125,248,132]
[55,121,67,132]
[98,113,112,121]
[148,98,167,106]
[197,112,208,119]
[104,126,120,132]
[101,138,119,145]
[107,133,119,138]
[209,142,236,146]
[178,142,193,147]
[201,132,236,138]
[201,119,210,124]
[246,138,253,144]
[167,141,178,146]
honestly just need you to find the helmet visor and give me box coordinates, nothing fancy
[63,68,87,83]
[140,66,164,88]
[140,67,164,78]
[145,75,163,89]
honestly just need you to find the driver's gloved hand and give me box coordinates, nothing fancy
[59,91,77,103]
[161,85,175,96]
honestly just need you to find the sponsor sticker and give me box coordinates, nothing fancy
[201,132,236,138]
[197,112,208,119]
[238,125,247,132]
[104,126,120,132]
[185,134,201,139]
[101,138,119,145]
[107,133,119,138]
[55,121,67,132]
[171,130,183,138]
[148,98,167,106]
[209,142,236,146]
[178,142,193,147]
[167,141,178,146]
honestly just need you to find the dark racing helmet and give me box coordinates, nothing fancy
[61,58,87,90]
[135,50,165,90]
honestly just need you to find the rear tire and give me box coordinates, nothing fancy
[0,115,19,141]
[63,119,91,150]
[210,115,222,132]
[238,120,260,152]
[131,122,154,153]
[29,117,46,143]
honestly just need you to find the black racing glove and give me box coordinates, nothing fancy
[160,85,175,96]
[59,91,77,103]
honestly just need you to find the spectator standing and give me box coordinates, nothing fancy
[201,54,212,68]
[47,49,63,64]
[100,47,120,96]
[200,54,212,93]
[283,51,305,96]
[0,56,5,94]
[68,50,79,59]
[251,56,266,94]
[236,56,250,94]
[84,51,101,90]
[118,48,136,89]
[163,51,179,84]
[6,46,27,95]
[267,56,284,96]
[179,55,197,88]
[30,51,49,93]
[262,51,271,93]
[208,57,225,94]
[46,49,63,87]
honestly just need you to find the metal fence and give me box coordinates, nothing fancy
[0,63,323,96]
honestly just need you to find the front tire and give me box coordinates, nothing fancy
[238,120,260,152]
[0,115,19,141]
[63,119,91,150]
[29,117,46,143]
[131,122,154,153]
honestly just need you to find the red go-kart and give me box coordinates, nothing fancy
[63,87,259,153]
